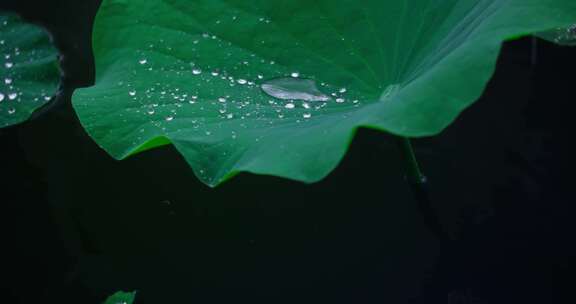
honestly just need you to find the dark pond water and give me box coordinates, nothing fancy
[2,1,576,303]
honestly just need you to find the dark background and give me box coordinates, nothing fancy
[1,1,575,303]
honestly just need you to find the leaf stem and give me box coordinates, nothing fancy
[395,137,452,242]
[397,137,425,184]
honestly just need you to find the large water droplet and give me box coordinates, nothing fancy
[5,62,13,68]
[261,77,330,102]
[8,92,17,100]
[4,78,12,85]
[379,84,401,101]
[192,68,202,75]
[0,93,4,102]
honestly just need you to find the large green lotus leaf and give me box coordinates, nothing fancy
[73,0,576,186]
[0,12,60,128]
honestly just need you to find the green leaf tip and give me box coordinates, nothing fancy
[102,290,137,304]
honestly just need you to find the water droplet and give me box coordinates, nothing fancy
[380,84,401,101]
[192,68,202,75]
[8,92,17,100]
[129,90,136,96]
[335,98,345,103]
[302,102,310,109]
[290,72,300,78]
[5,62,13,68]
[218,97,227,103]
[237,79,247,85]
[211,71,219,76]
[303,113,312,119]
[7,107,15,114]
[165,116,174,121]
[257,75,264,79]
[139,59,147,65]
[261,77,330,102]
[0,92,4,102]
[284,103,295,109]
[226,113,234,119]
[4,78,12,84]
[339,88,347,93]
[147,109,155,115]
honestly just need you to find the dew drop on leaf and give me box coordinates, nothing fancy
[379,84,401,101]
[261,77,330,102]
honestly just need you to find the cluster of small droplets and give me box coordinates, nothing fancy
[110,17,371,143]
[555,24,576,44]
[1,50,19,115]
[1,17,55,120]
